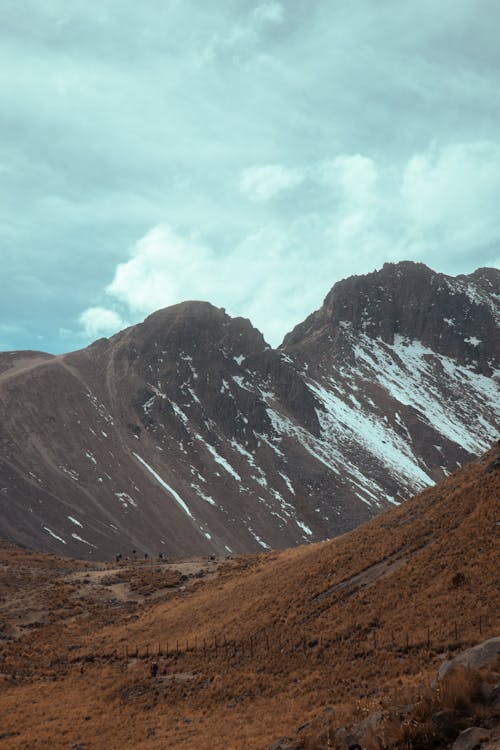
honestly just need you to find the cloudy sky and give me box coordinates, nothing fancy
[1,0,500,352]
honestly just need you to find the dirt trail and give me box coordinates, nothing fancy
[0,353,98,396]
[0,354,60,387]
[317,550,408,600]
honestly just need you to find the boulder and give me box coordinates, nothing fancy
[451,726,491,750]
[439,638,500,680]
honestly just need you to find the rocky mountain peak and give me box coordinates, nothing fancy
[283,261,499,374]
[124,301,267,360]
[0,263,498,560]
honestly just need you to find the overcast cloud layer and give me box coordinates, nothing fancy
[1,0,500,352]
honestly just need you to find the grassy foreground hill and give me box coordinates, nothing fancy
[0,443,499,749]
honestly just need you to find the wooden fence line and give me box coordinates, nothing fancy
[84,615,497,664]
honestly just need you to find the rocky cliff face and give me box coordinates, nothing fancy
[284,263,499,371]
[0,263,498,559]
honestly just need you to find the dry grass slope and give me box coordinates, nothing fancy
[0,443,498,749]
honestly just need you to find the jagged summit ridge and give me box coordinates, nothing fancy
[0,262,498,558]
[283,262,499,369]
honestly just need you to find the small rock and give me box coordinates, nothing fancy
[451,726,491,750]
[295,722,311,734]
[268,737,297,750]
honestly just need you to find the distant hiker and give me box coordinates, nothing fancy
[161,663,168,676]
[115,553,122,563]
[144,552,148,560]
[150,661,158,678]
[158,552,164,560]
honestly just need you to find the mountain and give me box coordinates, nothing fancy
[1,441,499,749]
[0,262,498,558]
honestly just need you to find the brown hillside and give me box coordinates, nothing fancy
[0,443,499,749]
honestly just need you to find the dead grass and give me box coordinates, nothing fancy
[0,445,498,749]
[101,566,184,594]
[297,660,500,750]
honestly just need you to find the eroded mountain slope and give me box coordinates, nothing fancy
[0,262,498,558]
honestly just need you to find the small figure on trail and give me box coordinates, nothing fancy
[144,552,148,560]
[161,663,168,676]
[115,553,122,563]
[158,552,164,560]
[150,661,158,678]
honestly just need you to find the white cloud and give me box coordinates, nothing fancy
[252,2,284,26]
[106,225,213,314]
[78,307,125,339]
[401,141,500,253]
[320,141,500,273]
[75,140,500,350]
[202,1,284,62]
[319,154,378,204]
[239,164,304,201]
[90,221,321,347]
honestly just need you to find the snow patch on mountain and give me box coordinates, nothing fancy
[133,453,194,519]
[353,333,499,453]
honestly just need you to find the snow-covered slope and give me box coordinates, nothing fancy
[0,262,498,559]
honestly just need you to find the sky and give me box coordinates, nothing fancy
[1,0,500,353]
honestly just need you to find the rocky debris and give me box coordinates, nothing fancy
[451,727,492,750]
[485,457,500,474]
[268,738,298,750]
[267,636,500,750]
